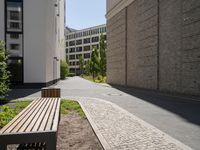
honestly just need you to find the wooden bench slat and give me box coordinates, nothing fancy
[0,99,39,134]
[32,99,53,132]
[1,99,42,134]
[45,99,58,130]
[38,98,56,131]
[24,98,50,132]
[52,98,61,131]
[11,99,48,133]
[19,98,50,132]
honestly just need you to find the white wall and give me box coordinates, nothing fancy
[23,0,48,83]
[0,0,5,41]
[24,0,65,84]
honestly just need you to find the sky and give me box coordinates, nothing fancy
[65,0,106,30]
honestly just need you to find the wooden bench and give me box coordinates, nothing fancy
[0,98,61,150]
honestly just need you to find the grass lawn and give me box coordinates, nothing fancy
[0,101,31,129]
[81,75,107,83]
[0,100,86,129]
[61,100,86,119]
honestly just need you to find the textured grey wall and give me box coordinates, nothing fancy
[107,0,200,96]
[107,9,126,85]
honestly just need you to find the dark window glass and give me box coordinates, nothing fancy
[10,22,20,29]
[84,38,90,44]
[10,11,20,20]
[76,39,82,45]
[104,35,107,40]
[69,41,75,46]
[10,44,19,50]
[8,59,23,83]
[84,46,90,51]
[10,34,19,39]
[76,47,82,52]
[92,36,99,43]
[69,55,75,60]
[84,53,90,59]
[66,42,68,47]
[66,48,68,53]
[69,48,75,53]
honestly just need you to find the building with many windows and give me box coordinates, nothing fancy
[65,24,106,75]
[0,0,65,87]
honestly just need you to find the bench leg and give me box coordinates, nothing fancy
[46,134,57,150]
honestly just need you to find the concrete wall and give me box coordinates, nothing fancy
[24,0,48,83]
[107,9,126,85]
[127,0,158,89]
[106,0,200,96]
[24,0,65,84]
[0,0,4,41]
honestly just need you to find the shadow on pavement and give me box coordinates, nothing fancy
[5,89,41,100]
[113,85,200,126]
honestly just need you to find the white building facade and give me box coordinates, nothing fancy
[65,24,106,75]
[0,0,65,88]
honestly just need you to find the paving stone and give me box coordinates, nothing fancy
[77,98,193,150]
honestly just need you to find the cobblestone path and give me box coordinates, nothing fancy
[77,98,193,150]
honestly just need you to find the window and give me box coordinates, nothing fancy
[76,47,82,52]
[69,48,75,53]
[69,41,75,46]
[69,55,75,60]
[84,38,90,44]
[66,48,68,53]
[10,44,19,50]
[84,53,90,59]
[10,34,19,39]
[76,54,82,59]
[10,11,20,20]
[70,68,75,73]
[84,46,90,51]
[104,35,107,40]
[10,22,20,29]
[66,42,68,47]
[76,39,82,45]
[76,61,79,65]
[92,36,99,43]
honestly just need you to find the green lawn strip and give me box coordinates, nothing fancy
[0,100,31,129]
[61,100,86,119]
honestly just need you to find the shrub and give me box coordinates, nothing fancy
[0,41,10,99]
[0,106,15,128]
[60,60,69,80]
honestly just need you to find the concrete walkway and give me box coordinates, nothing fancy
[77,98,192,150]
[6,77,200,149]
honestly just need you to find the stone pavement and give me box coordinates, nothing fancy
[76,98,193,150]
[7,77,200,149]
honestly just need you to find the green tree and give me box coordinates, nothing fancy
[0,41,10,99]
[85,59,91,76]
[60,60,69,80]
[79,55,84,75]
[99,33,106,76]
[91,47,101,80]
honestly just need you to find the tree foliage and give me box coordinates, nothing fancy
[0,41,10,99]
[84,34,106,80]
[79,55,84,75]
[60,60,69,80]
[99,34,106,76]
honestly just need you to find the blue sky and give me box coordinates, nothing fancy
[65,0,106,30]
